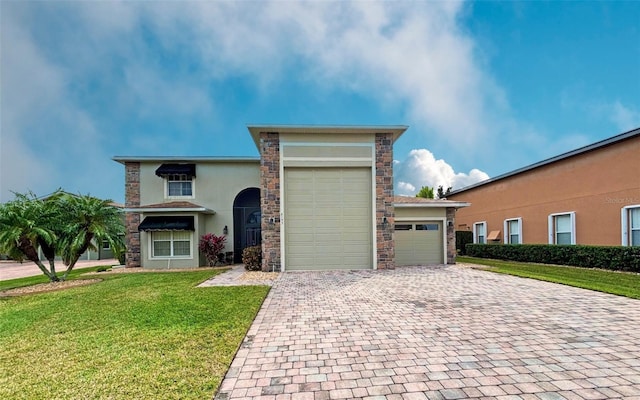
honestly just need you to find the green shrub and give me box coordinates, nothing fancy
[199,233,227,267]
[466,244,640,272]
[242,245,262,271]
[455,231,473,255]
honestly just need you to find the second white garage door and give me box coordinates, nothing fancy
[284,168,372,271]
[395,222,444,265]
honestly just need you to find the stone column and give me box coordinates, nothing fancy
[375,133,395,269]
[446,207,456,264]
[259,133,281,272]
[125,162,141,268]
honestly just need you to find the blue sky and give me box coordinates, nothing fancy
[2,1,639,203]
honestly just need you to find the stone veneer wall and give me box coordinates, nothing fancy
[375,133,395,269]
[259,133,281,272]
[446,207,456,264]
[124,162,141,268]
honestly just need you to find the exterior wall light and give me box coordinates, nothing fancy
[223,225,228,235]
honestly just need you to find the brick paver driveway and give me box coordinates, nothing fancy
[215,265,640,400]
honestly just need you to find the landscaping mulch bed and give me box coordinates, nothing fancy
[239,271,280,281]
[0,279,102,297]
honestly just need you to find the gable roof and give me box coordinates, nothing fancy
[38,190,123,208]
[449,126,640,195]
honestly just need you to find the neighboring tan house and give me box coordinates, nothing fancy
[447,127,640,247]
[114,125,469,271]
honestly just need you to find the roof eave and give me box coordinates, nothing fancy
[394,202,470,209]
[247,124,409,150]
[112,156,260,165]
[449,126,640,196]
[125,207,216,215]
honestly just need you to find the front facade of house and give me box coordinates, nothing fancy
[116,125,468,271]
[447,127,640,247]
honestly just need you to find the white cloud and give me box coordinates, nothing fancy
[1,9,61,201]
[143,1,500,145]
[2,1,502,202]
[610,101,640,132]
[395,149,489,196]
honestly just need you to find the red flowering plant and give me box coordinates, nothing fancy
[199,233,227,267]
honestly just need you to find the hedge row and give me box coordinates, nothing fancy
[455,231,474,255]
[465,244,640,272]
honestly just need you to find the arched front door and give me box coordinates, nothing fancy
[233,188,261,263]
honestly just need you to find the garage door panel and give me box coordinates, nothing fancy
[395,222,443,266]
[285,167,372,270]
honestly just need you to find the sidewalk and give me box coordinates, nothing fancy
[0,259,119,281]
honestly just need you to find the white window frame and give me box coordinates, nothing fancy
[503,218,523,244]
[150,231,193,259]
[621,204,640,246]
[473,221,487,244]
[548,212,576,245]
[165,174,195,199]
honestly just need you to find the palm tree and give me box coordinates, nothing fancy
[0,192,61,281]
[57,193,124,281]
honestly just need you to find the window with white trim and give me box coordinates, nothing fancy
[622,205,640,246]
[166,174,193,197]
[151,231,192,258]
[504,218,522,244]
[473,222,486,244]
[548,212,576,245]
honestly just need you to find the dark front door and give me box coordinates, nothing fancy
[233,188,261,263]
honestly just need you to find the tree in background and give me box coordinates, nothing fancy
[416,186,435,199]
[0,190,125,282]
[437,185,452,199]
[199,233,227,266]
[0,192,61,281]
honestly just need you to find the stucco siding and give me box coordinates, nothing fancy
[138,161,260,258]
[280,132,375,144]
[395,207,446,220]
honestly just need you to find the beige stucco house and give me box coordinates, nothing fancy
[114,125,468,271]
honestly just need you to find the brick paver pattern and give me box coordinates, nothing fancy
[214,265,640,400]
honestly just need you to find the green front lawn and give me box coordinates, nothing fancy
[0,269,270,399]
[458,256,640,299]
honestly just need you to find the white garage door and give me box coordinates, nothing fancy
[395,222,444,265]
[284,168,372,270]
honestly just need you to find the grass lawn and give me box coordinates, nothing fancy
[0,268,270,399]
[458,256,640,299]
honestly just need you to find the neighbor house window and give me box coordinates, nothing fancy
[102,240,111,250]
[152,231,192,258]
[166,174,193,197]
[473,222,487,244]
[548,212,576,245]
[622,205,640,246]
[503,218,522,244]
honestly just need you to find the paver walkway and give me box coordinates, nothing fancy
[214,265,640,400]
